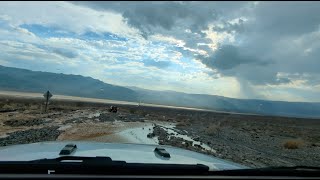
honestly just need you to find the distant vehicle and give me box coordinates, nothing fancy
[109,106,118,113]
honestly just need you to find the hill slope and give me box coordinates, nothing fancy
[0,65,319,118]
[0,65,138,102]
[130,86,320,118]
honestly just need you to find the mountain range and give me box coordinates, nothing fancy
[0,65,137,102]
[1,65,319,118]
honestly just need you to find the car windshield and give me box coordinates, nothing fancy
[0,1,319,171]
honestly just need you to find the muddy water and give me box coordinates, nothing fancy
[87,123,158,144]
[88,133,130,143]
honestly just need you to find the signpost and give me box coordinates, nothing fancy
[43,91,53,113]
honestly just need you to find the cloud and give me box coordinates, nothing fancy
[250,2,320,37]
[0,1,139,38]
[52,48,78,58]
[0,1,320,102]
[183,2,320,91]
[71,1,247,51]
[196,44,290,86]
[72,1,230,35]
[199,45,255,70]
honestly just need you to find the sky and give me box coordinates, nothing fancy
[0,1,319,102]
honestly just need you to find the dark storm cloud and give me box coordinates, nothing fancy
[212,18,247,34]
[196,44,296,86]
[252,2,320,37]
[196,45,283,85]
[72,1,320,87]
[197,2,320,86]
[200,45,255,70]
[71,1,246,37]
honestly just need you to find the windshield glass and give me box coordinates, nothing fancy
[0,1,319,171]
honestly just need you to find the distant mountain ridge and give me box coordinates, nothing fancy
[1,65,320,118]
[0,65,138,102]
[127,87,320,119]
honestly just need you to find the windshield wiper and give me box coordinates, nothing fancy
[0,156,209,175]
[209,166,320,177]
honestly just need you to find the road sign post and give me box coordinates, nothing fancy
[43,91,53,113]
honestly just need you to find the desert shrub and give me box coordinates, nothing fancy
[29,104,40,110]
[129,108,136,114]
[75,101,86,107]
[140,111,148,116]
[176,122,187,128]
[2,104,15,110]
[176,115,189,121]
[283,139,304,149]
[205,124,221,136]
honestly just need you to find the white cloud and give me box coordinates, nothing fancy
[149,34,185,47]
[0,1,319,102]
[202,25,236,51]
[0,1,140,38]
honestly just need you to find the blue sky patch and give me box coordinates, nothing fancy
[20,24,128,42]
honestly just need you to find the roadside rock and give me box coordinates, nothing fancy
[193,136,200,141]
[98,113,114,122]
[63,118,86,124]
[147,133,155,138]
[4,119,47,127]
[311,143,320,147]
[153,125,167,139]
[0,109,17,113]
[0,126,61,146]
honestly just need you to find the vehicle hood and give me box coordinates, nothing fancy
[0,141,248,171]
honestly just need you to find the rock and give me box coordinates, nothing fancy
[108,106,118,113]
[0,126,61,146]
[147,133,155,138]
[4,119,46,127]
[63,118,85,124]
[185,141,193,147]
[0,109,17,113]
[193,136,200,141]
[98,113,114,122]
[44,118,53,122]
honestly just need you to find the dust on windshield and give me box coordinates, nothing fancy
[0,1,319,169]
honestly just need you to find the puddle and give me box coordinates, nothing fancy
[118,124,159,145]
[160,125,216,153]
[58,125,72,131]
[88,112,101,119]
